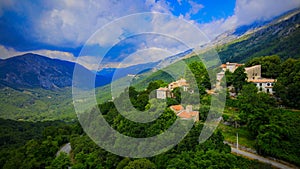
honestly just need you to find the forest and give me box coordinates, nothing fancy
[0,56,299,168]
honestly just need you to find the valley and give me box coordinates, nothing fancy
[0,6,300,169]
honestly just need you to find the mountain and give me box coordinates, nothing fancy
[0,53,110,90]
[155,49,193,69]
[97,49,193,82]
[131,9,300,93]
[214,8,300,62]
[97,61,159,81]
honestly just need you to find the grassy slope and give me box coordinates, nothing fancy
[0,87,75,121]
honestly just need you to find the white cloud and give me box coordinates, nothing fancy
[199,0,300,40]
[184,0,204,19]
[120,47,172,66]
[146,0,173,14]
[0,45,21,59]
[28,0,150,47]
[1,0,299,69]
[2,0,299,47]
[234,0,300,26]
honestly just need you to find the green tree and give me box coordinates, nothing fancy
[225,70,234,86]
[232,66,248,93]
[245,55,282,78]
[274,58,300,108]
[124,159,156,169]
[47,152,70,169]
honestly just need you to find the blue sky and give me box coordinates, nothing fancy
[0,0,299,70]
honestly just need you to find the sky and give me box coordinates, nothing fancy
[0,0,300,70]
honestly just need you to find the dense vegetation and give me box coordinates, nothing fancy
[0,87,75,121]
[0,119,82,168]
[0,60,276,169]
[222,56,300,165]
[0,117,272,169]
[245,55,300,109]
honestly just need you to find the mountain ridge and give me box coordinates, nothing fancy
[0,53,110,90]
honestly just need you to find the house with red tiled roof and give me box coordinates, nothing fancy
[221,62,244,73]
[170,105,184,113]
[170,105,199,122]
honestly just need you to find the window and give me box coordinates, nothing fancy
[267,83,270,86]
[267,89,269,93]
[260,83,262,86]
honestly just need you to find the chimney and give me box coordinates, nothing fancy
[186,105,193,113]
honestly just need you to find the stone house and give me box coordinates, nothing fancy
[245,65,261,80]
[156,87,172,99]
[221,62,244,73]
[170,105,199,122]
[216,63,276,94]
[249,78,276,94]
[168,78,189,92]
[156,78,193,99]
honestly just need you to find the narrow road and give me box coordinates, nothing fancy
[56,142,72,156]
[231,147,297,169]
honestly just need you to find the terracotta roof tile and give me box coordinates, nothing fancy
[157,87,169,91]
[249,78,276,83]
[177,111,199,119]
[170,105,184,112]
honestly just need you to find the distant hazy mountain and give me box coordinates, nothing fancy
[0,53,110,90]
[97,61,159,81]
[97,49,193,81]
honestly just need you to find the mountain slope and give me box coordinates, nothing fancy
[0,87,75,121]
[0,53,110,89]
[216,9,300,63]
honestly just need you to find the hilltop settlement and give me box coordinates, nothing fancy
[155,62,276,121]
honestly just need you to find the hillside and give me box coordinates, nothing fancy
[1,8,299,121]
[215,9,300,63]
[128,9,300,91]
[0,87,75,121]
[0,53,110,90]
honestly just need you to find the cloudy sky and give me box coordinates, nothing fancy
[0,0,299,70]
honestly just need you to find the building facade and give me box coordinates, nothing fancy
[249,78,276,94]
[216,63,276,94]
[156,87,171,99]
[170,105,199,122]
[245,65,261,80]
[168,78,189,91]
[221,62,244,73]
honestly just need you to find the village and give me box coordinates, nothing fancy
[155,62,276,122]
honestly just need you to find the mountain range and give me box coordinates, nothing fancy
[0,49,194,90]
[0,53,111,90]
[0,8,300,121]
